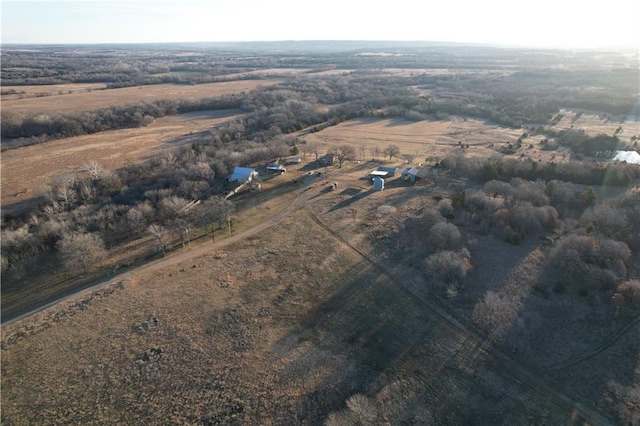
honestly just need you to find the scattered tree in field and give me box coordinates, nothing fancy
[325,394,378,426]
[148,224,169,256]
[383,144,400,159]
[330,144,356,168]
[370,146,381,160]
[306,141,323,160]
[57,232,107,273]
[472,290,522,342]
[359,144,367,161]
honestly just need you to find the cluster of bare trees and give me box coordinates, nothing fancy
[441,151,639,187]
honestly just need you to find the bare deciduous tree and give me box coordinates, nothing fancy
[330,144,356,168]
[426,222,462,252]
[57,232,107,273]
[383,144,400,159]
[84,161,104,181]
[148,224,169,256]
[306,141,323,161]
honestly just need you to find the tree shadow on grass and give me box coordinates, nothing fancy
[267,251,590,424]
[326,188,373,213]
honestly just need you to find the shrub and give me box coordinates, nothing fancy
[617,280,640,306]
[437,199,454,219]
[424,248,471,283]
[472,290,522,342]
[426,222,462,252]
[549,234,631,289]
[553,281,567,294]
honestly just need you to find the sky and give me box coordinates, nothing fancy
[2,0,640,48]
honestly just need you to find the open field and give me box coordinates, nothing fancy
[1,82,107,100]
[1,110,241,211]
[550,108,640,142]
[2,44,639,425]
[302,116,559,163]
[1,80,279,116]
[2,154,635,423]
[1,200,605,424]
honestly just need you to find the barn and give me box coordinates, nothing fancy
[227,167,258,183]
[401,167,421,182]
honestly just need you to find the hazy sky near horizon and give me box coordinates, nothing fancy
[2,0,639,48]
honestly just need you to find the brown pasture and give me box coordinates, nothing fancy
[1,80,279,116]
[1,110,241,210]
[301,116,548,162]
[550,109,640,143]
[0,199,582,424]
[1,83,107,100]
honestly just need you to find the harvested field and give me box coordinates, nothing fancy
[1,83,107,100]
[1,110,241,211]
[2,80,279,116]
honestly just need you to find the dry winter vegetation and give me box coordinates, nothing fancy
[2,42,640,424]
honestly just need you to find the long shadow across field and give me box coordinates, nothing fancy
[325,188,372,213]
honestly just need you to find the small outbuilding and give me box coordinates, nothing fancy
[288,157,302,164]
[401,167,421,182]
[319,154,335,166]
[266,162,286,173]
[227,167,258,183]
[373,176,385,191]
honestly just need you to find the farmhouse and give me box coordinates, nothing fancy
[227,167,258,183]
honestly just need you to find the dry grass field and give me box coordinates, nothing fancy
[550,108,640,143]
[1,110,242,211]
[1,191,590,424]
[1,83,107,100]
[2,80,279,116]
[302,116,556,163]
[3,146,633,423]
